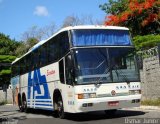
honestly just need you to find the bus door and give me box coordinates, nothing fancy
[64,54,75,111]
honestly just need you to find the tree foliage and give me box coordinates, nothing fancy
[0,33,20,55]
[0,55,16,63]
[0,33,18,86]
[0,55,16,86]
[100,0,160,36]
[133,34,160,50]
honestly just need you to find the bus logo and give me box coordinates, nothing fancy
[28,69,51,99]
[111,90,116,96]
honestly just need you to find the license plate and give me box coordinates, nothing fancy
[108,101,119,106]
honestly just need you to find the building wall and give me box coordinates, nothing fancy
[141,56,160,100]
[0,89,13,104]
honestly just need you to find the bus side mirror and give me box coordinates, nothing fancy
[67,55,73,68]
[65,54,75,86]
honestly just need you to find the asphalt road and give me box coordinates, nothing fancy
[0,105,160,124]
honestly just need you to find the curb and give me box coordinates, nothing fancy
[139,105,160,111]
[6,104,13,105]
[128,106,160,111]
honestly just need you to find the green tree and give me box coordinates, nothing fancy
[133,34,160,50]
[100,0,128,15]
[0,33,19,87]
[0,33,20,55]
[0,55,16,86]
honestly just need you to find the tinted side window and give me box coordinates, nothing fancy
[33,49,39,69]
[48,38,59,63]
[20,58,26,75]
[12,62,19,77]
[26,54,31,72]
[59,32,69,58]
[39,44,47,67]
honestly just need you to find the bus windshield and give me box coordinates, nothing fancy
[73,47,140,85]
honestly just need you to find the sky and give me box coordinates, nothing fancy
[0,0,107,41]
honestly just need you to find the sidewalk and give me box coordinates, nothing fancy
[125,105,160,111]
[139,105,160,111]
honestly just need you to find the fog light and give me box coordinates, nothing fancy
[88,103,93,107]
[132,99,140,103]
[82,103,93,107]
[82,103,87,107]
[132,100,136,103]
[135,99,140,103]
[129,90,141,95]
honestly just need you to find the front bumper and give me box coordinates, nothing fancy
[74,94,141,113]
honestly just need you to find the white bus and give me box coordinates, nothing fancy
[11,25,141,119]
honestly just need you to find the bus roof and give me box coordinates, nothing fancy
[60,25,129,32]
[12,25,129,64]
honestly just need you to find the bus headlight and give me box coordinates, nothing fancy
[129,90,141,95]
[78,93,96,99]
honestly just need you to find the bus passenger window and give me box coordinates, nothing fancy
[39,44,47,67]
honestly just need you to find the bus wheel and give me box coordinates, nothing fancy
[57,96,66,119]
[104,109,117,116]
[18,96,23,112]
[22,96,28,113]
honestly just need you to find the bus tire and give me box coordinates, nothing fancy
[18,94,23,112]
[22,93,28,113]
[57,96,66,119]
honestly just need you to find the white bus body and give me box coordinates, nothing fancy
[11,25,141,118]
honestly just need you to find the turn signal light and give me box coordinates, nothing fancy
[77,93,96,99]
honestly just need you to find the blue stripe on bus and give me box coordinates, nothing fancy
[35,104,53,106]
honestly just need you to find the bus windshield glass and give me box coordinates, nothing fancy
[71,29,132,46]
[73,48,140,85]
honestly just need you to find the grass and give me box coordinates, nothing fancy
[0,100,7,106]
[141,99,160,106]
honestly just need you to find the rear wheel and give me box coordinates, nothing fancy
[22,95,28,113]
[18,95,23,112]
[57,96,66,119]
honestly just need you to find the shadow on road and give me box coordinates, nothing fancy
[25,109,146,122]
[66,110,146,122]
